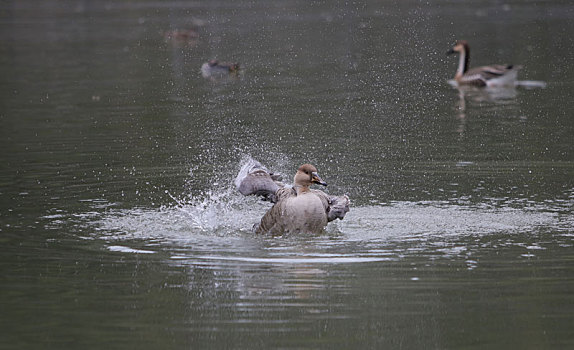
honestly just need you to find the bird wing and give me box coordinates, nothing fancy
[311,190,350,222]
[461,64,520,86]
[235,158,284,203]
[254,187,298,234]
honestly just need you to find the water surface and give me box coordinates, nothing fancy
[1,0,573,348]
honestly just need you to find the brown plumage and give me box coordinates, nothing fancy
[447,40,522,87]
[236,160,350,234]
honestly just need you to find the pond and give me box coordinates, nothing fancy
[1,0,573,348]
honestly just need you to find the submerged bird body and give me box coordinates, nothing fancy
[448,40,521,87]
[201,60,240,79]
[258,189,329,234]
[236,160,349,234]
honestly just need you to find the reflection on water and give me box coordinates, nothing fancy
[72,188,573,348]
[452,83,522,135]
[449,80,548,121]
[1,0,574,348]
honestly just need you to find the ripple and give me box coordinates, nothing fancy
[70,191,573,267]
[192,255,392,264]
[107,245,156,254]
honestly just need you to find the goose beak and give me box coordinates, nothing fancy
[447,48,456,55]
[311,172,327,186]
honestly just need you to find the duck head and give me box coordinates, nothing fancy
[294,164,327,190]
[228,63,240,73]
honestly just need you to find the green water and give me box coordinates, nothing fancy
[1,0,573,348]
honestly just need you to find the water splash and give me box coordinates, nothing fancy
[338,202,561,241]
[447,79,547,89]
[515,80,547,89]
[80,196,573,267]
[93,189,265,241]
[107,245,156,254]
[89,194,568,243]
[72,157,573,265]
[89,158,570,241]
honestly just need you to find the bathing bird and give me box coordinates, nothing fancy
[447,40,522,87]
[201,60,240,79]
[235,159,350,234]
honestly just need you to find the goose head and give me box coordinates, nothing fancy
[447,40,471,78]
[447,40,469,56]
[294,164,327,190]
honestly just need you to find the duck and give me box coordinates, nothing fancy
[201,60,240,79]
[235,159,350,234]
[163,28,199,42]
[163,29,200,47]
[447,40,522,87]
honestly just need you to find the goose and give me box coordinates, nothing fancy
[447,40,522,87]
[235,159,350,234]
[201,60,240,79]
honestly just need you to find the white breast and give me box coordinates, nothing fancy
[281,193,327,232]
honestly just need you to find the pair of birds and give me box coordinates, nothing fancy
[202,40,521,87]
[235,40,521,234]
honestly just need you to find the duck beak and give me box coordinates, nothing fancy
[311,172,327,186]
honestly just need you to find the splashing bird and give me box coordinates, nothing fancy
[235,159,350,234]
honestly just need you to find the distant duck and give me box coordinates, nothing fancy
[163,29,199,44]
[447,40,522,87]
[201,60,240,79]
[235,159,350,234]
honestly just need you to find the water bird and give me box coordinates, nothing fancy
[447,40,522,87]
[201,60,240,79]
[235,159,350,234]
[163,28,199,45]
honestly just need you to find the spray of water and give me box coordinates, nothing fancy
[70,156,572,266]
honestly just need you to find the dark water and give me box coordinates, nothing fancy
[1,0,573,348]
